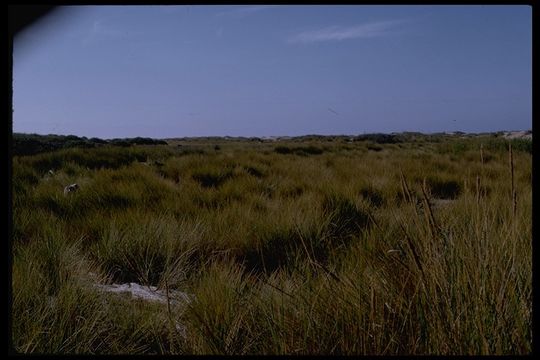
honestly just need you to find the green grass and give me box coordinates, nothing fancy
[11,136,532,355]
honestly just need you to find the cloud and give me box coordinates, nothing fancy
[215,5,275,18]
[288,20,407,44]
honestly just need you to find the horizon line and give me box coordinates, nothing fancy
[13,129,533,141]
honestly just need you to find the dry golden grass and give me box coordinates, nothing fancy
[11,136,532,354]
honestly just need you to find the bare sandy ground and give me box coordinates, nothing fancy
[502,131,532,140]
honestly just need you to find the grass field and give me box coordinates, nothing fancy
[10,134,532,355]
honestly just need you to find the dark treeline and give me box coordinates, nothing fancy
[12,133,168,156]
[13,132,531,157]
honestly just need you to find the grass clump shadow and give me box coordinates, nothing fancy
[240,228,301,275]
[358,186,385,208]
[274,146,324,156]
[322,193,371,240]
[424,176,462,199]
[192,170,234,188]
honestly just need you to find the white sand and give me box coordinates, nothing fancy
[94,282,193,305]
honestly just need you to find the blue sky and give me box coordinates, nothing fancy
[13,5,531,138]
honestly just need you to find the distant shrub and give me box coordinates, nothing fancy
[13,133,168,156]
[13,137,55,156]
[63,140,95,149]
[354,133,400,144]
[89,137,107,144]
[110,140,132,148]
[129,137,168,146]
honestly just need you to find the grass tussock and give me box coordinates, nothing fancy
[12,137,532,355]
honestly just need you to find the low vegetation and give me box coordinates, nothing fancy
[13,133,168,156]
[11,133,532,355]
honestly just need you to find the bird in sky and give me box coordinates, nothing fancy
[327,107,339,115]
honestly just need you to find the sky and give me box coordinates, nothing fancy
[13,5,532,139]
